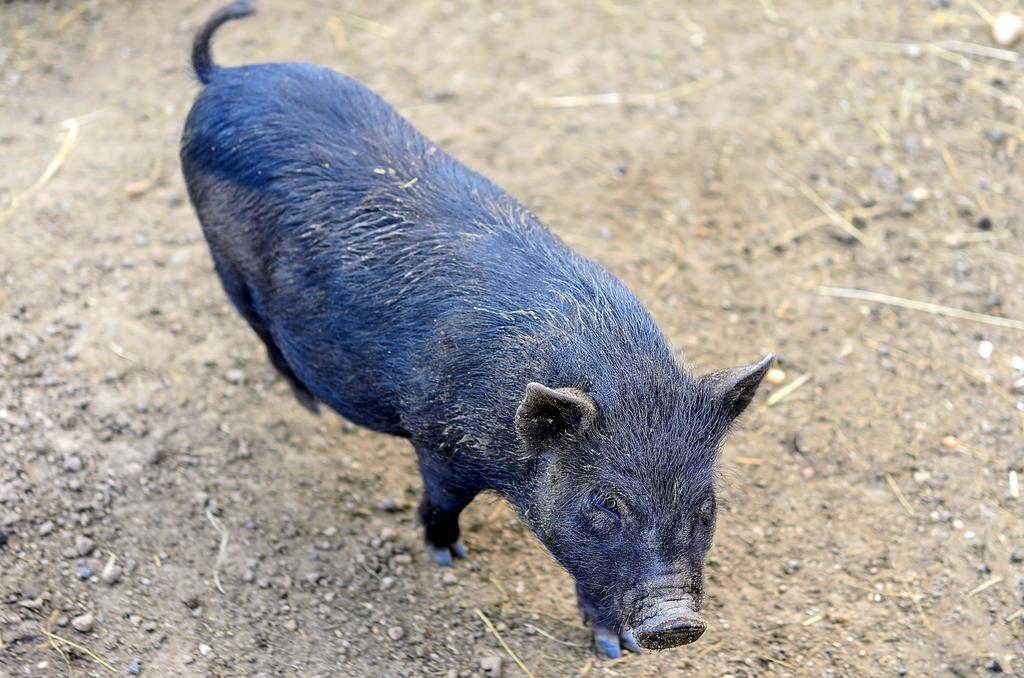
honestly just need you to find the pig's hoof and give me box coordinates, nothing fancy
[424,539,466,567]
[593,627,642,659]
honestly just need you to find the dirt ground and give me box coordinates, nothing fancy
[2,0,1023,676]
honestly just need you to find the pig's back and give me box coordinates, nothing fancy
[182,62,659,439]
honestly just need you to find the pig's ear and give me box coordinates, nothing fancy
[702,354,774,421]
[515,382,597,447]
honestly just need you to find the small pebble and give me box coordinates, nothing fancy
[146,444,164,465]
[75,535,95,556]
[765,368,786,386]
[976,215,993,231]
[442,571,458,586]
[941,435,960,450]
[101,561,123,585]
[1010,548,1024,564]
[988,129,1009,146]
[128,659,141,675]
[387,625,405,641]
[198,643,212,656]
[909,187,929,203]
[182,655,194,665]
[1011,376,1024,395]
[225,368,245,384]
[63,455,83,473]
[978,340,994,360]
[993,13,1023,47]
[954,195,975,217]
[480,655,503,676]
[71,613,95,633]
[76,563,95,580]
[38,521,54,537]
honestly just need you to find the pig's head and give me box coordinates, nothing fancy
[514,354,773,651]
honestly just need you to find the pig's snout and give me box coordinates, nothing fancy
[630,593,707,650]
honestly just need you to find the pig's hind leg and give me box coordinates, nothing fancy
[211,256,320,413]
[416,459,479,567]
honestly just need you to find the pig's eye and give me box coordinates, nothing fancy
[697,495,715,526]
[591,492,622,521]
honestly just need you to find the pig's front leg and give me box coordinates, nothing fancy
[416,460,478,567]
[576,583,642,659]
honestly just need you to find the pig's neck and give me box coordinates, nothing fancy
[495,462,551,536]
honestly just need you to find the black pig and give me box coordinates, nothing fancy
[181,1,773,658]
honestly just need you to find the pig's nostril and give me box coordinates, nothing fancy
[632,615,707,650]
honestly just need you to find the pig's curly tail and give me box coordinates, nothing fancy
[192,1,256,85]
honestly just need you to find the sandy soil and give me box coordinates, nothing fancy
[2,1,1023,676]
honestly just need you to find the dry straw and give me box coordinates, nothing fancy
[818,287,1024,332]
[474,607,535,678]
